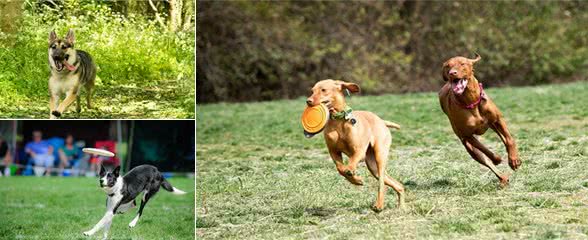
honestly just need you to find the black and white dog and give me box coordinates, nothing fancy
[83,164,186,239]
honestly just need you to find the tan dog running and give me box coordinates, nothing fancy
[439,54,521,187]
[306,79,405,212]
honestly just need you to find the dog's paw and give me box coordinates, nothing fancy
[370,204,384,213]
[51,111,61,118]
[498,175,510,189]
[509,158,521,171]
[83,231,93,236]
[128,222,136,228]
[346,175,364,186]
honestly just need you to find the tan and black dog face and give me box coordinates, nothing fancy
[306,79,360,110]
[442,54,481,95]
[48,29,76,72]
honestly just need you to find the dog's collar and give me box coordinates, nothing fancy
[330,106,357,124]
[457,83,487,109]
[330,105,352,120]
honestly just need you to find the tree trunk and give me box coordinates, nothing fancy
[0,0,23,45]
[169,0,183,32]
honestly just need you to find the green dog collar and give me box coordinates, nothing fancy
[331,106,355,123]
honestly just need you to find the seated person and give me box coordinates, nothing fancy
[0,138,12,176]
[58,134,82,175]
[25,131,54,176]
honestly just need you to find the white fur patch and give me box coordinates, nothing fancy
[171,187,187,195]
[128,215,140,228]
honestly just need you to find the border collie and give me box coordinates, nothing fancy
[83,164,186,239]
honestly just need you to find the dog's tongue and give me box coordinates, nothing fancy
[63,60,76,71]
[452,79,468,95]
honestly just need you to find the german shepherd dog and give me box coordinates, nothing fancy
[48,29,96,119]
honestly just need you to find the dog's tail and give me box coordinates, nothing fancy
[384,121,401,130]
[161,179,187,195]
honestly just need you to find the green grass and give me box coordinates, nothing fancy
[196,81,588,239]
[0,79,195,119]
[0,176,195,239]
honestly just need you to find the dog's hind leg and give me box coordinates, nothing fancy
[467,135,502,166]
[462,137,508,187]
[86,84,93,109]
[129,190,158,228]
[365,147,405,209]
[76,95,81,113]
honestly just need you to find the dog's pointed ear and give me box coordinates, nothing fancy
[339,81,360,94]
[49,30,57,44]
[99,165,105,176]
[65,29,75,44]
[113,166,120,177]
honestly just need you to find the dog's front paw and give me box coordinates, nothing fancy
[343,169,355,177]
[83,230,93,236]
[51,111,61,118]
[509,157,521,171]
[371,204,384,213]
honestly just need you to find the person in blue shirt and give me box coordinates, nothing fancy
[25,131,55,176]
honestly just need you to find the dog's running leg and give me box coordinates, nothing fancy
[491,119,521,170]
[76,95,81,113]
[83,211,114,236]
[371,145,388,212]
[129,190,156,228]
[49,93,59,119]
[54,89,77,117]
[462,137,508,187]
[86,85,93,109]
[365,147,405,209]
[467,136,503,166]
[329,149,363,185]
[102,218,112,240]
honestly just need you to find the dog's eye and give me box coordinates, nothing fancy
[51,45,56,49]
[321,89,326,92]
[62,45,67,49]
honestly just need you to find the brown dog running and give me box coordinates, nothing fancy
[439,54,521,187]
[306,79,405,212]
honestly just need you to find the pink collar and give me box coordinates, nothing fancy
[457,83,486,109]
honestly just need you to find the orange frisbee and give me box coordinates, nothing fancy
[301,104,329,135]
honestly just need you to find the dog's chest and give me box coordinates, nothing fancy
[106,193,134,214]
[49,72,80,94]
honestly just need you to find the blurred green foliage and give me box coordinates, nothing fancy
[0,0,194,118]
[197,1,588,103]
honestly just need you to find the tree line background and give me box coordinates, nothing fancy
[196,1,588,103]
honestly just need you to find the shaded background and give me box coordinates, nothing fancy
[196,1,588,103]
[1,120,195,173]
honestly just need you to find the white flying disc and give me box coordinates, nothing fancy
[82,148,115,157]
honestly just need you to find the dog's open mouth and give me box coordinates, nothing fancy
[54,60,65,72]
[451,78,468,95]
[53,58,76,72]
